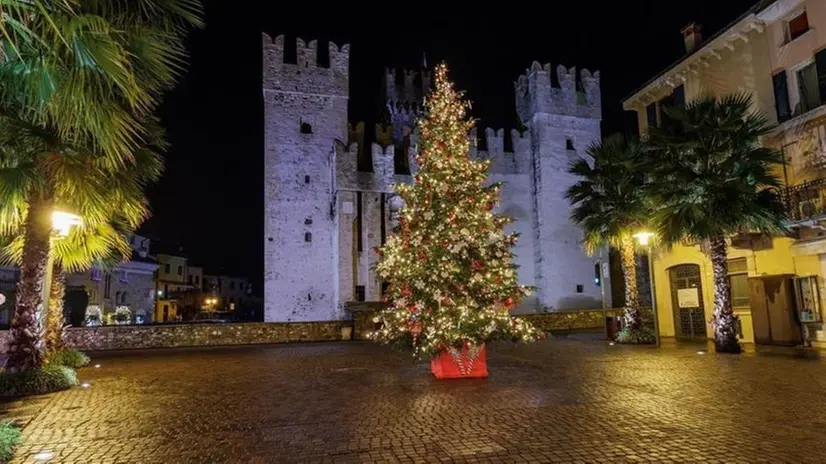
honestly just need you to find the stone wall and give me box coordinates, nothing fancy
[347,302,621,340]
[0,322,352,353]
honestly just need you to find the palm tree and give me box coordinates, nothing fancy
[647,93,787,353]
[0,1,200,371]
[0,116,163,364]
[566,135,651,338]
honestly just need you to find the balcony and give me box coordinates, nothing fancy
[784,178,826,224]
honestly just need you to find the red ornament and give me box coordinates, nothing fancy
[402,287,412,297]
[486,202,494,211]
[441,240,449,248]
[471,260,484,270]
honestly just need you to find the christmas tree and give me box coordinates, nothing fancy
[371,64,542,360]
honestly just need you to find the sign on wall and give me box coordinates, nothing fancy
[677,287,700,308]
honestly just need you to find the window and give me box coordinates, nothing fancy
[104,274,112,299]
[118,270,129,283]
[164,263,170,274]
[305,175,311,184]
[195,276,200,285]
[786,10,809,43]
[646,102,657,129]
[300,121,312,134]
[773,71,792,122]
[305,232,312,242]
[794,276,822,322]
[727,258,749,308]
[565,138,575,151]
[576,284,584,293]
[177,265,183,276]
[91,267,102,282]
[355,285,366,302]
[356,192,363,252]
[230,281,235,290]
[164,284,168,297]
[796,61,821,114]
[188,275,193,284]
[121,292,127,305]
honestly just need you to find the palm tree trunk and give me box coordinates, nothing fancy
[6,196,52,372]
[708,235,741,353]
[619,235,642,330]
[45,264,66,353]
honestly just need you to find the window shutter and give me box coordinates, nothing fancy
[815,48,826,105]
[773,71,791,122]
[646,102,657,129]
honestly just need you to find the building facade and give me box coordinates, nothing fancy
[263,34,610,322]
[623,0,826,346]
[64,234,158,324]
[203,275,250,311]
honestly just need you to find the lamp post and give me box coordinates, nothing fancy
[633,231,659,347]
[42,211,82,318]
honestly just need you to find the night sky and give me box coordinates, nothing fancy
[143,0,758,291]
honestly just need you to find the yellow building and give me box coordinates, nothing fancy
[154,253,193,322]
[623,0,826,347]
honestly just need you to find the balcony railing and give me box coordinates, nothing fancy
[784,178,826,222]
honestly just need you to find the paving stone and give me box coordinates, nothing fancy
[1,339,825,463]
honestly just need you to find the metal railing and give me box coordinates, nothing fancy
[784,178,826,222]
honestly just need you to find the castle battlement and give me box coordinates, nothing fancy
[467,127,532,174]
[384,67,431,105]
[514,62,600,123]
[265,36,607,323]
[262,34,349,96]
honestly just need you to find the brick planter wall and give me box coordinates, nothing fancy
[0,321,352,353]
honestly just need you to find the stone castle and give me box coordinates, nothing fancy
[262,34,611,322]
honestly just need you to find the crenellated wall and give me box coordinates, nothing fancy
[264,34,609,321]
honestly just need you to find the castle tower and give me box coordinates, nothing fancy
[382,66,431,174]
[262,35,350,322]
[514,62,606,310]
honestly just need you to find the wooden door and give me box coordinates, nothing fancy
[749,276,803,346]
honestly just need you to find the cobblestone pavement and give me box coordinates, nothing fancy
[3,338,826,463]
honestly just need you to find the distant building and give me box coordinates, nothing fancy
[203,275,251,312]
[65,233,158,324]
[154,253,194,322]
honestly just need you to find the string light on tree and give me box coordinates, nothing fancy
[370,64,542,365]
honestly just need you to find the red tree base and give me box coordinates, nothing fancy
[430,344,488,379]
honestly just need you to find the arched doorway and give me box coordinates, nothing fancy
[668,264,707,339]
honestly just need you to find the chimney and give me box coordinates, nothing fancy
[681,23,703,53]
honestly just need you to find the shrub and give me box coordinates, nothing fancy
[616,327,656,345]
[0,422,21,463]
[49,349,90,369]
[0,365,77,397]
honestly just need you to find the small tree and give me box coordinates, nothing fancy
[371,64,541,360]
[566,135,652,342]
[647,93,787,353]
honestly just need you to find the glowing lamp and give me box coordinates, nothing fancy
[633,231,654,246]
[51,211,82,237]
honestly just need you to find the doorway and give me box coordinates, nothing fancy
[669,264,707,339]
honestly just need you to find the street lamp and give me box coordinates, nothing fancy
[633,230,660,347]
[42,211,82,316]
